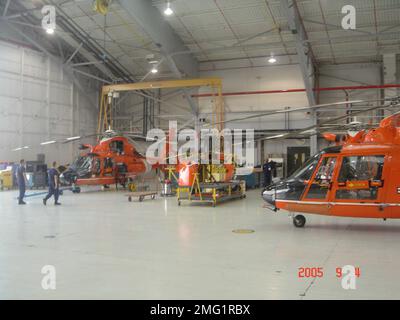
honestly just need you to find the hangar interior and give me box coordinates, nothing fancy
[0,0,400,299]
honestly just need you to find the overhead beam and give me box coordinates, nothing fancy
[102,78,222,94]
[65,42,83,65]
[118,0,200,116]
[283,0,316,104]
[2,0,11,17]
[118,0,197,77]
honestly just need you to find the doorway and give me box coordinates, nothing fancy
[287,146,310,177]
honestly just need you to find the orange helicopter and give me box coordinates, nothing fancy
[60,130,156,192]
[262,100,400,227]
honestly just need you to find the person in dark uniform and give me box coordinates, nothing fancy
[17,159,27,205]
[263,158,273,187]
[43,161,61,206]
[269,159,277,178]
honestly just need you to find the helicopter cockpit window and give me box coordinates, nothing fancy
[104,157,114,169]
[336,155,384,200]
[289,153,321,181]
[71,156,91,172]
[110,140,124,154]
[338,156,384,182]
[305,157,337,199]
[93,158,101,175]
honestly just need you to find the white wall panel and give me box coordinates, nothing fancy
[0,40,98,164]
[0,72,21,98]
[198,65,312,130]
[197,62,384,157]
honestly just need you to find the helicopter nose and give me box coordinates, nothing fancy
[59,173,67,184]
[262,187,276,206]
[60,170,76,184]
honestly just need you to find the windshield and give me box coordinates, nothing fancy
[71,156,92,171]
[288,152,321,181]
[127,137,146,157]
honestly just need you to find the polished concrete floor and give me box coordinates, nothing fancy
[1,187,400,300]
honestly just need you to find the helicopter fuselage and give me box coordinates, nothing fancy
[263,115,400,220]
[61,136,152,187]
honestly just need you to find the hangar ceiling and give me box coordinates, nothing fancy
[1,0,399,80]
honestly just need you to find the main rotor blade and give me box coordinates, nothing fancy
[122,133,157,141]
[259,100,400,141]
[61,133,101,144]
[210,97,398,127]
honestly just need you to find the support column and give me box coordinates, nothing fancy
[383,54,398,118]
[46,57,51,142]
[118,0,200,126]
[283,0,318,155]
[70,81,74,160]
[19,48,25,152]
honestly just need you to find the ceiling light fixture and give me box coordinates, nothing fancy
[151,66,158,74]
[265,134,286,140]
[12,146,29,151]
[46,28,55,35]
[40,140,57,145]
[66,136,81,141]
[268,55,277,64]
[164,1,173,16]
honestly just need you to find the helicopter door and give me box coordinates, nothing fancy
[301,156,338,214]
[331,155,385,217]
[104,157,114,175]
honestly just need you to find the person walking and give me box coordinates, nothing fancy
[43,161,61,206]
[17,159,27,205]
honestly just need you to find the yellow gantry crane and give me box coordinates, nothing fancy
[97,78,225,134]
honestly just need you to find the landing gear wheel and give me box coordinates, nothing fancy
[128,196,132,202]
[151,194,156,200]
[178,201,181,206]
[293,215,306,228]
[139,196,144,202]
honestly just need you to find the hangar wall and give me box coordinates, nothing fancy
[101,61,396,167]
[123,63,388,165]
[198,64,311,130]
[200,63,388,159]
[0,40,98,165]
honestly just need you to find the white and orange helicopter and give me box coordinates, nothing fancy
[214,95,400,227]
[258,98,400,227]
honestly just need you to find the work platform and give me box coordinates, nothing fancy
[177,180,246,207]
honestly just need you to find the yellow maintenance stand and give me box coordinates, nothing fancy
[0,169,13,190]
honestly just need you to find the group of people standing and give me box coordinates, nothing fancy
[16,160,61,206]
